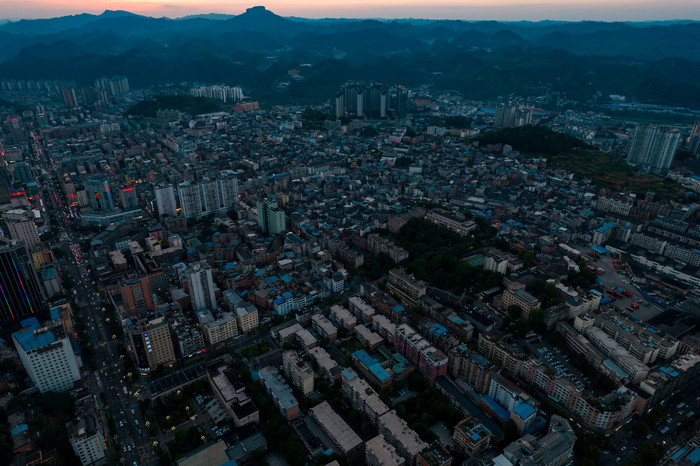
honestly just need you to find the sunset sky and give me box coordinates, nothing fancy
[2,0,699,21]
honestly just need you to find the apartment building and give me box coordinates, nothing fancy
[283,350,314,396]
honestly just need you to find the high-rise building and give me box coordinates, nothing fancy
[85,178,115,212]
[127,316,175,373]
[12,161,32,183]
[177,177,237,219]
[256,201,286,235]
[3,208,40,249]
[627,124,681,174]
[689,120,700,155]
[94,76,129,97]
[61,87,78,107]
[0,239,47,321]
[120,277,155,315]
[0,165,10,203]
[186,262,217,311]
[12,320,81,392]
[154,184,178,218]
[67,415,108,465]
[120,187,139,210]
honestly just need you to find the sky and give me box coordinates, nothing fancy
[1,0,699,22]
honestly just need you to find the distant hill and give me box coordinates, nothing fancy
[0,8,699,106]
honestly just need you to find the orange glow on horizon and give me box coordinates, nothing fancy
[3,0,700,21]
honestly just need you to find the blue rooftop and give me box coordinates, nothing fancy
[482,395,510,421]
[687,447,700,465]
[13,327,56,352]
[353,350,391,382]
[513,402,537,420]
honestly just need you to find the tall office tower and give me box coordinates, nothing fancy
[12,320,81,392]
[395,86,407,119]
[3,209,40,249]
[0,166,11,203]
[186,262,217,311]
[61,87,78,107]
[257,201,286,235]
[495,104,518,128]
[12,161,32,183]
[627,124,681,174]
[127,316,175,373]
[689,120,700,155]
[178,181,203,218]
[120,277,155,315]
[0,239,47,321]
[154,184,178,218]
[85,178,115,212]
[120,187,139,210]
[4,118,26,144]
[67,416,108,465]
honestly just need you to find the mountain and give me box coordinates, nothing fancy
[0,8,698,107]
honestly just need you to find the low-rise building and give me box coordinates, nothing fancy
[310,401,363,454]
[283,350,314,396]
[259,366,299,421]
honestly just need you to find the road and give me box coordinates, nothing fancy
[30,128,159,466]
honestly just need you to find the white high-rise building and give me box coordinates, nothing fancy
[627,124,681,174]
[67,416,107,465]
[154,184,178,218]
[187,262,217,311]
[177,177,238,219]
[3,209,40,249]
[12,321,81,393]
[178,181,203,218]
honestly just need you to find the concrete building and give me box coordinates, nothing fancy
[330,304,357,331]
[501,287,541,318]
[453,417,492,457]
[3,209,39,249]
[426,208,477,236]
[311,313,338,342]
[186,262,217,311]
[207,362,259,427]
[154,184,178,219]
[258,366,299,421]
[627,124,681,174]
[126,316,176,373]
[355,324,384,351]
[120,277,154,315]
[85,178,115,212]
[378,410,428,466]
[308,346,342,383]
[352,349,391,390]
[494,415,576,466]
[394,323,448,381]
[309,401,362,454]
[236,305,259,334]
[198,310,238,346]
[257,201,286,235]
[341,368,390,426]
[283,350,314,396]
[0,239,47,321]
[365,435,405,466]
[388,268,427,309]
[13,320,81,392]
[67,416,107,465]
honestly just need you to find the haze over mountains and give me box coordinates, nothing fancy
[1,6,699,106]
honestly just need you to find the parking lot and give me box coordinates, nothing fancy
[528,342,588,391]
[579,246,665,321]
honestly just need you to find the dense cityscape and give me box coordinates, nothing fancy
[0,7,700,466]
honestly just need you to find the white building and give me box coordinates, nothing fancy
[13,321,81,393]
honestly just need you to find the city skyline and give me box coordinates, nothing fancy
[2,0,700,22]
